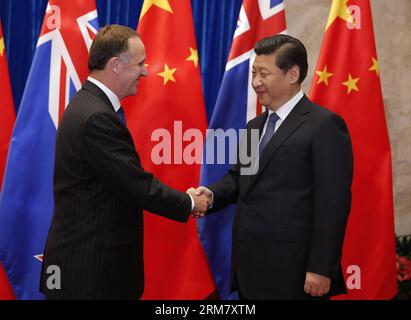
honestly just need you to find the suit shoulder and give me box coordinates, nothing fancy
[62,89,114,125]
[309,101,335,117]
[246,112,267,128]
[306,102,350,140]
[308,100,347,126]
[68,88,110,113]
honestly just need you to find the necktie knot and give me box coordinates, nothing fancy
[268,112,280,124]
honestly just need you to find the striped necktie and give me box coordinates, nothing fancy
[258,112,280,157]
[116,107,126,125]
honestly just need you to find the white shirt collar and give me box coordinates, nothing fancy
[87,76,121,112]
[267,90,304,120]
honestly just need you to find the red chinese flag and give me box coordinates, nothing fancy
[310,0,397,299]
[123,0,215,299]
[0,18,16,300]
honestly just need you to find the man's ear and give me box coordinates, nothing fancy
[288,65,300,84]
[107,56,121,76]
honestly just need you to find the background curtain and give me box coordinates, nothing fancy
[0,0,243,122]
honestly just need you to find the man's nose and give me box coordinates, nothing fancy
[141,65,149,77]
[252,77,262,88]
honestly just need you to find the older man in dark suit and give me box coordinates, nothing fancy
[192,34,353,300]
[40,25,209,300]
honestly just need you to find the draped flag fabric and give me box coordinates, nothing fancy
[0,1,99,299]
[198,0,287,299]
[122,0,215,299]
[309,0,397,299]
[0,18,16,300]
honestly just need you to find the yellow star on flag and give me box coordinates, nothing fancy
[342,73,360,94]
[0,37,5,57]
[326,0,354,30]
[369,57,380,76]
[158,63,177,85]
[140,0,173,19]
[316,66,333,85]
[186,47,198,67]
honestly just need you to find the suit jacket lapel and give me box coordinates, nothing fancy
[240,111,267,189]
[251,110,268,137]
[244,95,311,195]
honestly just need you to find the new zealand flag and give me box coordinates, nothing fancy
[0,1,99,299]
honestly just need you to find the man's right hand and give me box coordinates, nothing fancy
[304,272,331,297]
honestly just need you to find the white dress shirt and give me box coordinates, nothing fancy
[259,90,304,140]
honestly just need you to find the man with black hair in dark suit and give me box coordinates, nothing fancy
[191,34,353,300]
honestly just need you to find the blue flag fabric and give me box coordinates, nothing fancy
[197,0,286,300]
[0,2,99,299]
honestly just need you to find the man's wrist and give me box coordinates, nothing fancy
[203,187,214,209]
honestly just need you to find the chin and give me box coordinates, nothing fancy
[127,89,138,97]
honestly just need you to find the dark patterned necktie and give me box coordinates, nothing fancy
[259,112,280,157]
[116,107,126,125]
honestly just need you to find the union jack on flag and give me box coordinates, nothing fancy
[0,1,99,299]
[198,0,286,300]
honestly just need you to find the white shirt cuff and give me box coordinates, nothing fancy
[188,194,195,211]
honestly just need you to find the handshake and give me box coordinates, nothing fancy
[186,187,213,218]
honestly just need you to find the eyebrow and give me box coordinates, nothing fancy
[252,66,271,72]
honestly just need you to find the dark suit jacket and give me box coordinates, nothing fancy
[40,81,191,299]
[208,95,353,299]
